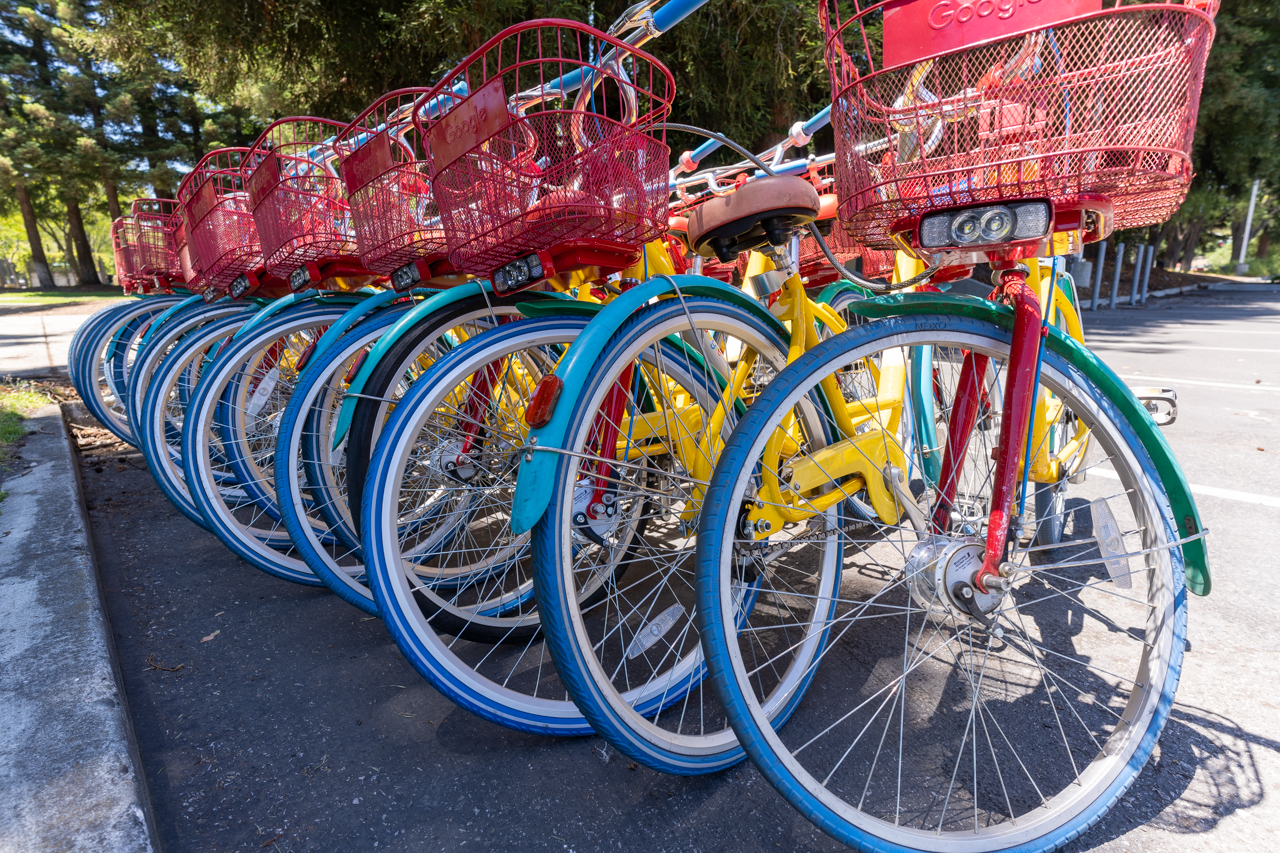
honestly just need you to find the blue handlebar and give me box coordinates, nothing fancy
[653,0,715,33]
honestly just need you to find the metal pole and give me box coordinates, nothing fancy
[1109,242,1125,309]
[1141,247,1155,303]
[1129,245,1145,306]
[1236,178,1261,274]
[1090,240,1107,310]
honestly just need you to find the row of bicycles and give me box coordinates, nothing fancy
[71,1,1218,849]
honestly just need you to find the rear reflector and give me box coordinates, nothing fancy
[525,375,564,428]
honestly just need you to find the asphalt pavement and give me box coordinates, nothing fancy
[42,283,1280,851]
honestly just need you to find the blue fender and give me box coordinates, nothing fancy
[510,273,786,535]
[139,294,221,348]
[331,280,496,447]
[229,291,314,342]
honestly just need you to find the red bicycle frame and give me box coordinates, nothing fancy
[930,268,1042,593]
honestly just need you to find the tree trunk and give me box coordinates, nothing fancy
[66,199,101,287]
[1258,229,1271,259]
[105,180,122,220]
[1229,215,1247,265]
[1163,222,1186,272]
[1180,219,1204,272]
[16,185,56,290]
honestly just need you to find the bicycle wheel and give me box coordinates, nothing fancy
[77,297,180,443]
[697,313,1186,852]
[135,311,254,527]
[534,296,828,774]
[344,293,553,527]
[363,314,595,735]
[183,302,353,585]
[70,299,143,403]
[126,300,247,442]
[273,304,414,609]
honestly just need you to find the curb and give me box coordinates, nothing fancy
[0,403,160,853]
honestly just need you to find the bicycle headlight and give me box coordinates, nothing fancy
[979,207,1013,242]
[493,253,545,294]
[950,211,983,245]
[919,201,1052,249]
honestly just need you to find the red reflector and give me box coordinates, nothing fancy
[525,375,564,428]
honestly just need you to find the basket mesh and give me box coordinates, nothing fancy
[821,1,1216,247]
[132,198,183,281]
[178,148,264,288]
[336,90,446,275]
[419,20,675,277]
[248,118,359,277]
[111,217,140,288]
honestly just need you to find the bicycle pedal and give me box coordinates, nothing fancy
[1130,387,1177,426]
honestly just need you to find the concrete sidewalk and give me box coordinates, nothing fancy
[0,298,128,378]
[0,404,158,852]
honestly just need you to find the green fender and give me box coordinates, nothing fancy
[331,281,498,447]
[510,273,787,535]
[848,292,1211,596]
[139,294,208,347]
[814,279,876,306]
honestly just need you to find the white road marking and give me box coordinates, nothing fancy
[1092,468,1280,508]
[1117,375,1280,392]
[1091,344,1280,354]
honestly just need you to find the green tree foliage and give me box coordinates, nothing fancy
[0,0,259,287]
[90,0,831,153]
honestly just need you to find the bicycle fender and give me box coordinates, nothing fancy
[849,292,1211,596]
[814,279,876,306]
[331,280,494,448]
[104,297,182,367]
[297,288,407,371]
[510,273,785,535]
[138,294,212,347]
[230,292,313,342]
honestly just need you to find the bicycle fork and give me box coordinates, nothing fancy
[931,266,1042,594]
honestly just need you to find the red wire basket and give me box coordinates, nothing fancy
[173,214,208,293]
[417,20,676,290]
[248,117,367,287]
[111,216,140,290]
[821,0,1217,248]
[178,147,265,292]
[131,198,184,283]
[335,89,453,285]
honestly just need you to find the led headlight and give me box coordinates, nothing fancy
[950,211,983,245]
[289,265,312,292]
[230,273,253,298]
[390,261,421,292]
[919,201,1052,249]
[979,207,1013,242]
[493,253,545,294]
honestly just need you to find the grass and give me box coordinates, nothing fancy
[0,289,127,304]
[1201,236,1280,279]
[0,384,50,513]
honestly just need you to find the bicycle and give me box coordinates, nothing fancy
[693,1,1215,848]
[358,17,687,734]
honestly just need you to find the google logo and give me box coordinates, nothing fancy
[928,0,1045,30]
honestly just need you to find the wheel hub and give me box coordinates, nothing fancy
[906,535,1004,622]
